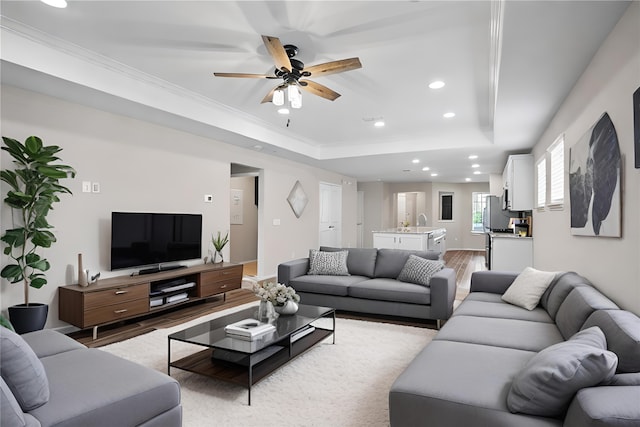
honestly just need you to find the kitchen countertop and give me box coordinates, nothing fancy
[373,227,446,234]
[490,232,533,239]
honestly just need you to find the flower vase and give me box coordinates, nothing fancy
[274,300,299,315]
[257,300,278,323]
[211,250,224,264]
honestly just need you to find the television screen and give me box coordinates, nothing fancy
[110,212,202,270]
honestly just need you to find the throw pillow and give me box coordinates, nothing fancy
[0,326,50,411]
[307,249,350,276]
[507,327,618,417]
[502,267,558,310]
[397,255,444,287]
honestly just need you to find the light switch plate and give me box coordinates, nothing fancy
[82,181,92,193]
[204,194,213,203]
[91,182,101,193]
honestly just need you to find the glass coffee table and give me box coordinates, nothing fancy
[167,304,335,405]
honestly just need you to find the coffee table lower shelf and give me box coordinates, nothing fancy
[168,326,334,404]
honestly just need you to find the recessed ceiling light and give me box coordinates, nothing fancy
[41,0,67,7]
[468,155,478,159]
[428,81,445,89]
[374,121,385,127]
[431,173,438,177]
[443,112,456,118]
[277,108,290,115]
[473,171,482,175]
[412,159,420,164]
[471,164,480,168]
[465,178,472,182]
[422,166,430,171]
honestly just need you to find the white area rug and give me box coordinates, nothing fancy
[101,303,436,427]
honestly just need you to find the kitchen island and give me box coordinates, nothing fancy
[372,227,446,257]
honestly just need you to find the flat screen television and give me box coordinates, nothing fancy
[110,212,202,271]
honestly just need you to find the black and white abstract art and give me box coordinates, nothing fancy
[569,112,621,237]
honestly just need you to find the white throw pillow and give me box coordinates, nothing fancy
[502,267,557,310]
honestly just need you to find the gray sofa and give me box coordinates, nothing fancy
[278,247,457,327]
[0,327,181,427]
[389,270,640,427]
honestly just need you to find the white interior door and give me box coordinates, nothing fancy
[319,182,342,247]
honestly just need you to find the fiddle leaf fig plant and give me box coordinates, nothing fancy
[1,136,76,305]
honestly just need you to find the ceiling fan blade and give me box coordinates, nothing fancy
[213,72,277,79]
[261,87,277,104]
[299,80,341,101]
[304,58,362,78]
[262,35,292,73]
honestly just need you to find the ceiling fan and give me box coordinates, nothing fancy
[214,35,362,108]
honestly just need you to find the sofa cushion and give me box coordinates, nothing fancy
[1,375,27,427]
[0,326,49,412]
[556,287,619,340]
[452,299,554,323]
[435,316,564,352]
[583,310,640,373]
[397,255,444,287]
[307,249,349,276]
[564,386,640,427]
[348,278,430,305]
[290,274,367,296]
[320,247,377,277]
[21,330,86,359]
[31,348,180,427]
[501,267,558,310]
[540,272,591,319]
[507,327,618,417]
[374,249,437,279]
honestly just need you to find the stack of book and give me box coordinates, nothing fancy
[224,319,276,341]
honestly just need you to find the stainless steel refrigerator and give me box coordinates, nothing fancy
[483,195,518,232]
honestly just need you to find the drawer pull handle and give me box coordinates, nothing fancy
[222,272,231,275]
[115,290,128,295]
[220,284,227,289]
[114,309,128,314]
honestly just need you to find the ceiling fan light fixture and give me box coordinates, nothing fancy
[429,80,445,89]
[277,108,290,115]
[288,84,302,109]
[273,88,285,106]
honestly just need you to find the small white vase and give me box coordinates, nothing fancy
[257,300,278,323]
[274,300,299,315]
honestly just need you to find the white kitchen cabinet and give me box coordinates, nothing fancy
[503,154,534,211]
[490,235,533,273]
[373,233,425,251]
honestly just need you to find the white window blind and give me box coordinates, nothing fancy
[549,135,564,205]
[536,158,546,208]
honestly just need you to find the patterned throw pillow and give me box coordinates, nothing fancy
[397,255,444,287]
[307,249,350,276]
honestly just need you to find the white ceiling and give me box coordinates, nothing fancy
[0,1,630,183]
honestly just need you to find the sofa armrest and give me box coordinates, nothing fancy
[469,270,519,295]
[277,258,310,285]
[564,386,640,427]
[429,267,457,321]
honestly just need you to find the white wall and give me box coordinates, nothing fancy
[229,176,258,264]
[531,2,640,315]
[0,85,358,328]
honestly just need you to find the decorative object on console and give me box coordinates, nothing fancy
[253,281,300,316]
[286,180,308,218]
[77,254,88,287]
[1,136,76,334]
[569,112,621,237]
[210,231,229,263]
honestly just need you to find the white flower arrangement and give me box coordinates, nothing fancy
[253,281,300,306]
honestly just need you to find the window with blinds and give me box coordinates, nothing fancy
[548,135,565,207]
[536,158,546,209]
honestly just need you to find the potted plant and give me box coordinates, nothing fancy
[1,136,75,333]
[210,231,229,263]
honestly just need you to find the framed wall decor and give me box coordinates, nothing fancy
[287,180,308,218]
[634,86,639,168]
[569,112,621,237]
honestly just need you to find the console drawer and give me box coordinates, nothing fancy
[84,283,149,310]
[84,298,149,327]
[200,266,242,297]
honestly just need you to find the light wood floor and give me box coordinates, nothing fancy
[70,250,486,347]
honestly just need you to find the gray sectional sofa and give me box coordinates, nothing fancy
[278,247,457,327]
[0,327,181,427]
[390,270,640,427]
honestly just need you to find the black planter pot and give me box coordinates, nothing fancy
[8,303,48,334]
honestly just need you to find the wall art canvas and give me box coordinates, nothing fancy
[287,180,308,218]
[634,86,640,168]
[569,112,621,237]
